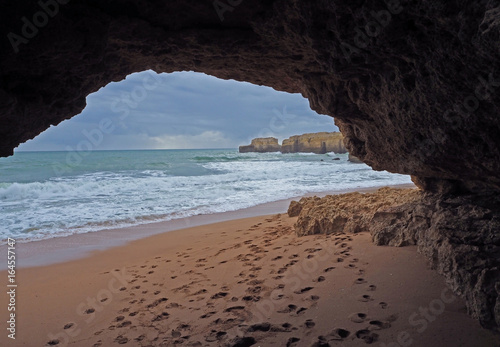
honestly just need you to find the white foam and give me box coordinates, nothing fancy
[0,152,412,243]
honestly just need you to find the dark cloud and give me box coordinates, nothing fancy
[18,71,338,151]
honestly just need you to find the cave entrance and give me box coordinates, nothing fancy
[0,70,412,245]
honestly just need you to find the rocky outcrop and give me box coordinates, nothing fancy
[239,137,281,153]
[1,1,499,194]
[348,153,364,164]
[290,188,500,331]
[292,188,421,237]
[240,132,347,154]
[281,132,346,154]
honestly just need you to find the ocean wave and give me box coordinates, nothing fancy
[0,149,412,243]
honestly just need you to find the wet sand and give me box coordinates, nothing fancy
[1,212,498,346]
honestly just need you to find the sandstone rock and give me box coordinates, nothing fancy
[281,132,346,154]
[287,200,303,217]
[293,188,421,237]
[239,137,281,153]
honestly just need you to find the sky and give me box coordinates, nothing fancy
[17,71,338,151]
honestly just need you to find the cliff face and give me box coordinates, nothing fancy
[281,132,346,154]
[239,137,281,153]
[240,132,347,154]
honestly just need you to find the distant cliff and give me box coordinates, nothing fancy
[281,132,346,154]
[239,137,281,153]
[239,132,347,154]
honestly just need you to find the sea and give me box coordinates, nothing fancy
[0,149,412,244]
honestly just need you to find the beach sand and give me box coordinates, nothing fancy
[1,212,498,346]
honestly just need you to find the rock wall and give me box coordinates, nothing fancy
[290,188,500,331]
[239,137,281,153]
[281,132,346,154]
[0,1,499,194]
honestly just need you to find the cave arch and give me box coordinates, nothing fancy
[1,0,499,193]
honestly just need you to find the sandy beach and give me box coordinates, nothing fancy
[1,207,499,346]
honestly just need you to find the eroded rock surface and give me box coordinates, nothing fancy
[281,132,346,154]
[0,1,499,193]
[290,188,500,331]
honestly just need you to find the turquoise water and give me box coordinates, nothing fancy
[0,149,412,243]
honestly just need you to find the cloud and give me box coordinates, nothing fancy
[17,71,338,151]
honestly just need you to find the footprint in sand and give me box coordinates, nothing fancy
[294,286,314,294]
[63,323,75,330]
[152,312,169,322]
[278,304,297,313]
[205,330,228,342]
[210,292,228,299]
[242,295,261,302]
[114,335,128,344]
[359,294,374,302]
[368,284,377,291]
[224,306,245,313]
[329,328,351,340]
[354,278,367,284]
[286,337,301,347]
[355,329,379,344]
[116,320,132,328]
[315,276,326,282]
[324,267,335,272]
[349,312,368,323]
[246,286,262,294]
[296,307,307,315]
[379,302,388,309]
[368,320,391,330]
[146,297,168,308]
[304,319,315,328]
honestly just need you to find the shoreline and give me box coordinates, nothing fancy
[1,183,415,269]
